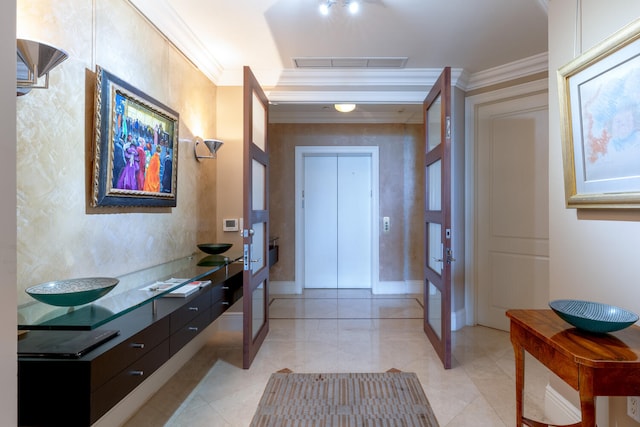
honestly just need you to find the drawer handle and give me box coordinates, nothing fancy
[130,370,144,376]
[188,307,199,311]
[222,301,230,306]
[188,327,199,332]
[222,286,230,290]
[130,343,145,349]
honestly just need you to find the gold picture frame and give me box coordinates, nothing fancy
[92,66,179,207]
[558,18,640,208]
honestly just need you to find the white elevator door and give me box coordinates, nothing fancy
[304,154,372,289]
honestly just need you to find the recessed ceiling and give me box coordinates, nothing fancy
[128,0,548,122]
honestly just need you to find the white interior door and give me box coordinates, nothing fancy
[476,92,549,331]
[337,155,372,288]
[303,153,372,289]
[304,155,338,288]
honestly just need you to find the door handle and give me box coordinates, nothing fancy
[433,250,455,264]
[243,245,261,269]
[446,248,455,264]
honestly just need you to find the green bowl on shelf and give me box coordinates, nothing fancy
[26,277,119,307]
[197,243,232,255]
[549,299,639,333]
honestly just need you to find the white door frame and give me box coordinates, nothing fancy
[464,78,548,326]
[295,146,380,294]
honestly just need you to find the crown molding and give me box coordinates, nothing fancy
[465,52,548,91]
[219,56,547,101]
[266,68,468,104]
[273,68,464,87]
[128,0,224,83]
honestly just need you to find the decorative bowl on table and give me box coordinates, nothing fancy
[26,277,119,307]
[197,243,232,255]
[549,299,639,333]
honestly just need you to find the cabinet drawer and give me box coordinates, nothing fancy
[91,339,170,424]
[169,308,211,355]
[211,283,224,303]
[91,315,170,390]
[169,288,211,334]
[211,298,228,323]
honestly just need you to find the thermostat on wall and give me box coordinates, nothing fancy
[223,218,239,232]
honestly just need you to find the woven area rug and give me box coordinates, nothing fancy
[250,370,440,426]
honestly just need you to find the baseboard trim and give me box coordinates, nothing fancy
[544,384,581,425]
[451,308,466,331]
[373,280,422,294]
[270,281,299,294]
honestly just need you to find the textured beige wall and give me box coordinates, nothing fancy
[268,123,424,284]
[16,0,218,305]
[215,86,245,250]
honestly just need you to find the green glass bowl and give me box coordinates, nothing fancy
[197,243,232,255]
[549,299,639,333]
[26,277,119,307]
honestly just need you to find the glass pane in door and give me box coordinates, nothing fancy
[427,95,442,152]
[427,160,441,211]
[428,222,443,274]
[252,159,265,210]
[428,282,442,339]
[252,221,266,273]
[252,281,265,339]
[252,92,266,150]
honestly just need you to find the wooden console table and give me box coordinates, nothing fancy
[506,309,640,427]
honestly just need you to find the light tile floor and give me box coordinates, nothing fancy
[124,289,550,426]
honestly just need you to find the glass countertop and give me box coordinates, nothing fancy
[18,252,243,331]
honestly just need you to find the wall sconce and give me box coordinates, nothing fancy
[16,38,68,96]
[194,136,224,161]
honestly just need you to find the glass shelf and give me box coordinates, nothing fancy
[18,251,243,331]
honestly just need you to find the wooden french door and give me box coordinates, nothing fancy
[423,67,452,369]
[242,66,269,369]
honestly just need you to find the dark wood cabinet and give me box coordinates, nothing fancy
[18,264,243,427]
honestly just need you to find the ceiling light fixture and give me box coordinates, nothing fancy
[319,2,330,16]
[319,0,360,16]
[334,103,356,113]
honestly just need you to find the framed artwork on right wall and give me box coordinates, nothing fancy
[558,18,640,208]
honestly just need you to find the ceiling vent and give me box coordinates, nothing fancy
[293,57,408,69]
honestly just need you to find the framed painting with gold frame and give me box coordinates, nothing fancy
[558,18,640,208]
[92,66,179,207]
